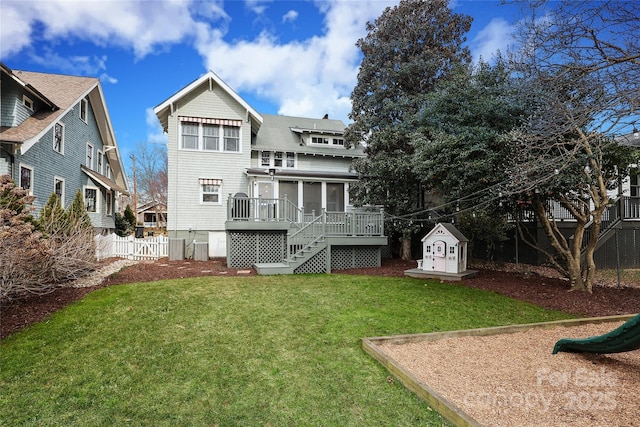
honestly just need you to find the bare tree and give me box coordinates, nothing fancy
[129,142,167,225]
[504,0,640,292]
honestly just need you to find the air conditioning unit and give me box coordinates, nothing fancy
[169,238,185,260]
[193,241,209,261]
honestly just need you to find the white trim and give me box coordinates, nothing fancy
[200,179,222,205]
[105,190,113,216]
[153,71,263,125]
[23,95,34,111]
[97,149,103,174]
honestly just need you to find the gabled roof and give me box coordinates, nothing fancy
[0,63,128,193]
[255,114,365,158]
[421,222,469,243]
[153,70,263,133]
[0,66,97,147]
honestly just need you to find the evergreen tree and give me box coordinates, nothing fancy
[346,0,472,259]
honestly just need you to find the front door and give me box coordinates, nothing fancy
[433,240,446,272]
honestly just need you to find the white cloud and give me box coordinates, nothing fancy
[195,0,395,123]
[282,10,299,23]
[0,0,397,124]
[471,17,516,62]
[0,0,227,60]
[145,108,168,145]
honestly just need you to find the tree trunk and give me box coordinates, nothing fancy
[532,199,592,293]
[399,230,412,261]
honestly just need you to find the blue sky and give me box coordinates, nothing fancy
[1,0,522,171]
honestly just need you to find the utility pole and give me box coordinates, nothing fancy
[130,154,137,222]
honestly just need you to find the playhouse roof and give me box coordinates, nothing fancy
[421,223,469,243]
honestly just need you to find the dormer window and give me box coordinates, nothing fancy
[23,95,34,111]
[310,135,345,147]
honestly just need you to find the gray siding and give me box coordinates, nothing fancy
[11,96,115,231]
[167,81,252,235]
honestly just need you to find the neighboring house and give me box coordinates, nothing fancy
[137,201,167,228]
[0,63,128,233]
[154,71,386,273]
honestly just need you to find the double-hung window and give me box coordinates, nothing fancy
[261,151,271,166]
[181,122,199,150]
[200,178,222,204]
[223,126,239,152]
[86,143,94,169]
[97,150,103,173]
[274,151,284,167]
[84,187,97,213]
[54,122,64,154]
[54,177,65,206]
[80,98,88,122]
[20,165,33,193]
[179,118,241,152]
[203,124,219,151]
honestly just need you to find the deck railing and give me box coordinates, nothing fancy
[227,195,385,237]
[228,195,302,222]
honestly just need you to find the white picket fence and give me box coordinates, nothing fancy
[95,234,169,261]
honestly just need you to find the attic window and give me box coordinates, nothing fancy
[80,98,88,123]
[23,95,34,111]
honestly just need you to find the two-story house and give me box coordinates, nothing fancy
[0,63,128,233]
[154,71,386,273]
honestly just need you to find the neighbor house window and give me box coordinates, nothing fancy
[199,178,222,204]
[97,150,103,173]
[86,143,94,169]
[179,118,242,153]
[23,95,34,110]
[54,177,65,206]
[20,165,33,193]
[53,122,64,154]
[105,161,112,179]
[105,191,113,216]
[79,98,88,122]
[332,138,344,146]
[311,136,328,144]
[84,187,97,213]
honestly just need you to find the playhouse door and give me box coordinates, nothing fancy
[433,240,446,272]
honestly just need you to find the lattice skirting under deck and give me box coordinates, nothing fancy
[331,246,381,271]
[227,231,286,268]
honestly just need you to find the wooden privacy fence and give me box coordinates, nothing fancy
[95,234,169,261]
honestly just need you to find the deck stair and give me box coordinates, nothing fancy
[254,211,328,274]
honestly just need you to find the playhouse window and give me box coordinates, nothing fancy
[450,246,455,254]
[425,246,431,253]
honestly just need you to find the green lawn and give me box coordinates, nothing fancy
[1,274,572,426]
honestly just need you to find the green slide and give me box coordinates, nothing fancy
[552,313,640,354]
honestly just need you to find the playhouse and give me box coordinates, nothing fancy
[405,223,478,280]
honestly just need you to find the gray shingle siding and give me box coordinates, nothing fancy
[11,97,114,230]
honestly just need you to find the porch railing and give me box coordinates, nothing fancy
[228,194,302,222]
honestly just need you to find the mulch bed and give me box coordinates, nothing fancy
[2,258,639,339]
